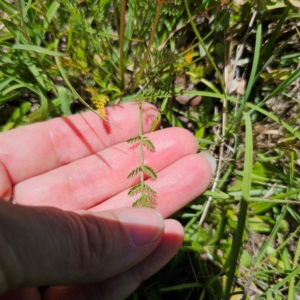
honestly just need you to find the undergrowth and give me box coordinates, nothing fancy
[1,0,300,298]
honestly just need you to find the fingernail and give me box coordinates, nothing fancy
[199,151,217,173]
[114,208,164,246]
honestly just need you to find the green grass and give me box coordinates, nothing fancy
[1,0,300,299]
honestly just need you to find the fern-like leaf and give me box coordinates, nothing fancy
[140,201,156,208]
[142,138,155,151]
[127,166,142,178]
[142,165,157,179]
[127,100,157,208]
[143,194,157,204]
[126,136,142,143]
[132,194,156,208]
[140,88,170,101]
[128,183,142,195]
[143,183,157,195]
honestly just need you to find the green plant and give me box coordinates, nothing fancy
[127,101,158,208]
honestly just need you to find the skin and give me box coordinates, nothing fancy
[0,102,212,300]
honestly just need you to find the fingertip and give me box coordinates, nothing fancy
[153,153,213,218]
[198,151,217,174]
[192,153,213,185]
[98,219,184,299]
[160,127,198,154]
[114,208,164,246]
[155,219,184,258]
[164,219,184,245]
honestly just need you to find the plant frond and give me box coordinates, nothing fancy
[132,195,156,208]
[140,88,170,102]
[142,137,155,151]
[143,194,157,204]
[104,83,121,94]
[128,183,142,195]
[126,136,142,143]
[132,196,143,207]
[143,183,157,195]
[142,165,157,179]
[127,166,142,178]
[140,202,156,208]
[60,57,91,73]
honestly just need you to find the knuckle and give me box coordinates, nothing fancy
[73,213,115,281]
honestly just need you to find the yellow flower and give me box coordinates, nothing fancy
[184,47,194,64]
[86,87,109,118]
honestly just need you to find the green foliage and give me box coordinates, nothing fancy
[127,165,157,180]
[127,101,158,208]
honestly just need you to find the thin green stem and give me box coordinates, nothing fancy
[138,101,144,190]
[224,113,253,300]
[289,229,300,299]
[183,0,225,94]
[133,0,162,90]
[119,0,126,91]
[16,0,31,44]
[112,0,120,34]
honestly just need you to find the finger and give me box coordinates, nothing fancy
[0,161,12,201]
[42,219,184,300]
[90,153,213,218]
[14,127,198,210]
[99,219,184,299]
[0,102,158,185]
[0,201,164,294]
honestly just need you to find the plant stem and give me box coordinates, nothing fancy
[16,0,31,44]
[119,0,126,91]
[133,0,162,91]
[138,101,145,190]
[223,112,253,300]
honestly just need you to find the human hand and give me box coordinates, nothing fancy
[0,102,213,299]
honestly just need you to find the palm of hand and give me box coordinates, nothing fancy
[1,102,211,216]
[0,102,212,300]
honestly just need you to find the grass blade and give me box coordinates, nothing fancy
[11,44,66,56]
[231,20,262,128]
[263,67,300,103]
[57,86,72,116]
[288,234,300,299]
[254,206,287,267]
[223,112,253,299]
[261,3,291,60]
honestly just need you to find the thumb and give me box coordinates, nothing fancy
[0,201,164,294]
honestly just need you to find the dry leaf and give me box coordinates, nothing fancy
[289,0,300,7]
[234,0,247,5]
[229,78,246,95]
